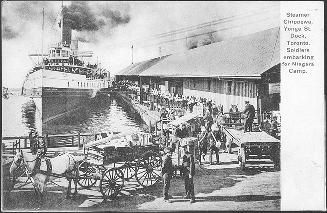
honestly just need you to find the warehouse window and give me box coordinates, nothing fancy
[226,81,232,95]
[207,79,211,91]
[232,81,236,95]
[235,82,239,96]
[240,82,244,96]
[254,84,258,97]
[218,80,223,93]
[244,82,248,97]
[249,82,253,98]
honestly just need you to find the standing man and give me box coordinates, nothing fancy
[29,131,39,154]
[198,126,208,164]
[209,122,220,164]
[182,146,196,203]
[161,147,174,202]
[243,101,256,132]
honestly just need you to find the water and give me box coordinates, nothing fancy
[2,95,147,137]
[2,96,42,137]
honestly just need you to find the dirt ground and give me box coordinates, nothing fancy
[1,153,280,211]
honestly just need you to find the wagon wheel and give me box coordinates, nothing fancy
[238,147,246,170]
[100,167,124,199]
[77,161,98,189]
[121,161,137,181]
[135,152,162,187]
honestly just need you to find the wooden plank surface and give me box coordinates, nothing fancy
[224,128,280,144]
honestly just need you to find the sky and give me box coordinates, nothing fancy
[1,1,280,88]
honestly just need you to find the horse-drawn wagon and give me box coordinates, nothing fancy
[222,126,280,170]
[7,131,163,201]
[77,132,163,199]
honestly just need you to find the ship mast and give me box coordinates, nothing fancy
[60,1,64,45]
[41,8,44,68]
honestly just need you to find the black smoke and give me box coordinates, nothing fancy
[2,1,131,42]
[63,1,131,42]
[101,9,130,27]
[186,29,223,50]
[63,1,104,32]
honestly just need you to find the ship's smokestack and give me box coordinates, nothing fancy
[62,24,72,46]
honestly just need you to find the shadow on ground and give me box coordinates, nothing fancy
[94,165,277,210]
[2,164,278,211]
[2,187,88,211]
[168,194,281,203]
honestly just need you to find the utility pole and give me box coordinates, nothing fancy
[159,46,162,58]
[131,45,134,64]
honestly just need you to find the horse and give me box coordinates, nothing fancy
[10,150,84,202]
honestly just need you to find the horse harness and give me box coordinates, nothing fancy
[30,156,53,183]
[19,152,79,182]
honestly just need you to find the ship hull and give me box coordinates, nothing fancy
[22,69,109,128]
[42,87,93,123]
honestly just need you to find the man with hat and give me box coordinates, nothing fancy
[243,101,256,132]
[161,147,174,202]
[181,146,196,203]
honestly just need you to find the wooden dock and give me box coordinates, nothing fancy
[1,131,120,164]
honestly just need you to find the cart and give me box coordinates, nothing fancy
[222,127,280,170]
[77,132,163,200]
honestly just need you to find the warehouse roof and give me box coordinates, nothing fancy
[140,27,280,78]
[115,55,169,76]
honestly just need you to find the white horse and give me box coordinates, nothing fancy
[10,150,84,201]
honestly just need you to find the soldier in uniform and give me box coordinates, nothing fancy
[29,131,39,154]
[243,101,256,132]
[198,126,209,164]
[161,147,174,202]
[208,131,220,165]
[182,146,196,203]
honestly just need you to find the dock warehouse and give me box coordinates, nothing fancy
[115,56,169,84]
[138,27,280,115]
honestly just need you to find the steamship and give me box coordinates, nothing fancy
[22,9,110,124]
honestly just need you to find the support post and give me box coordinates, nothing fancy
[46,134,49,148]
[72,136,74,146]
[24,138,27,148]
[83,138,86,155]
[256,82,262,126]
[140,77,143,104]
[177,143,180,166]
[78,132,81,148]
[155,121,157,136]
